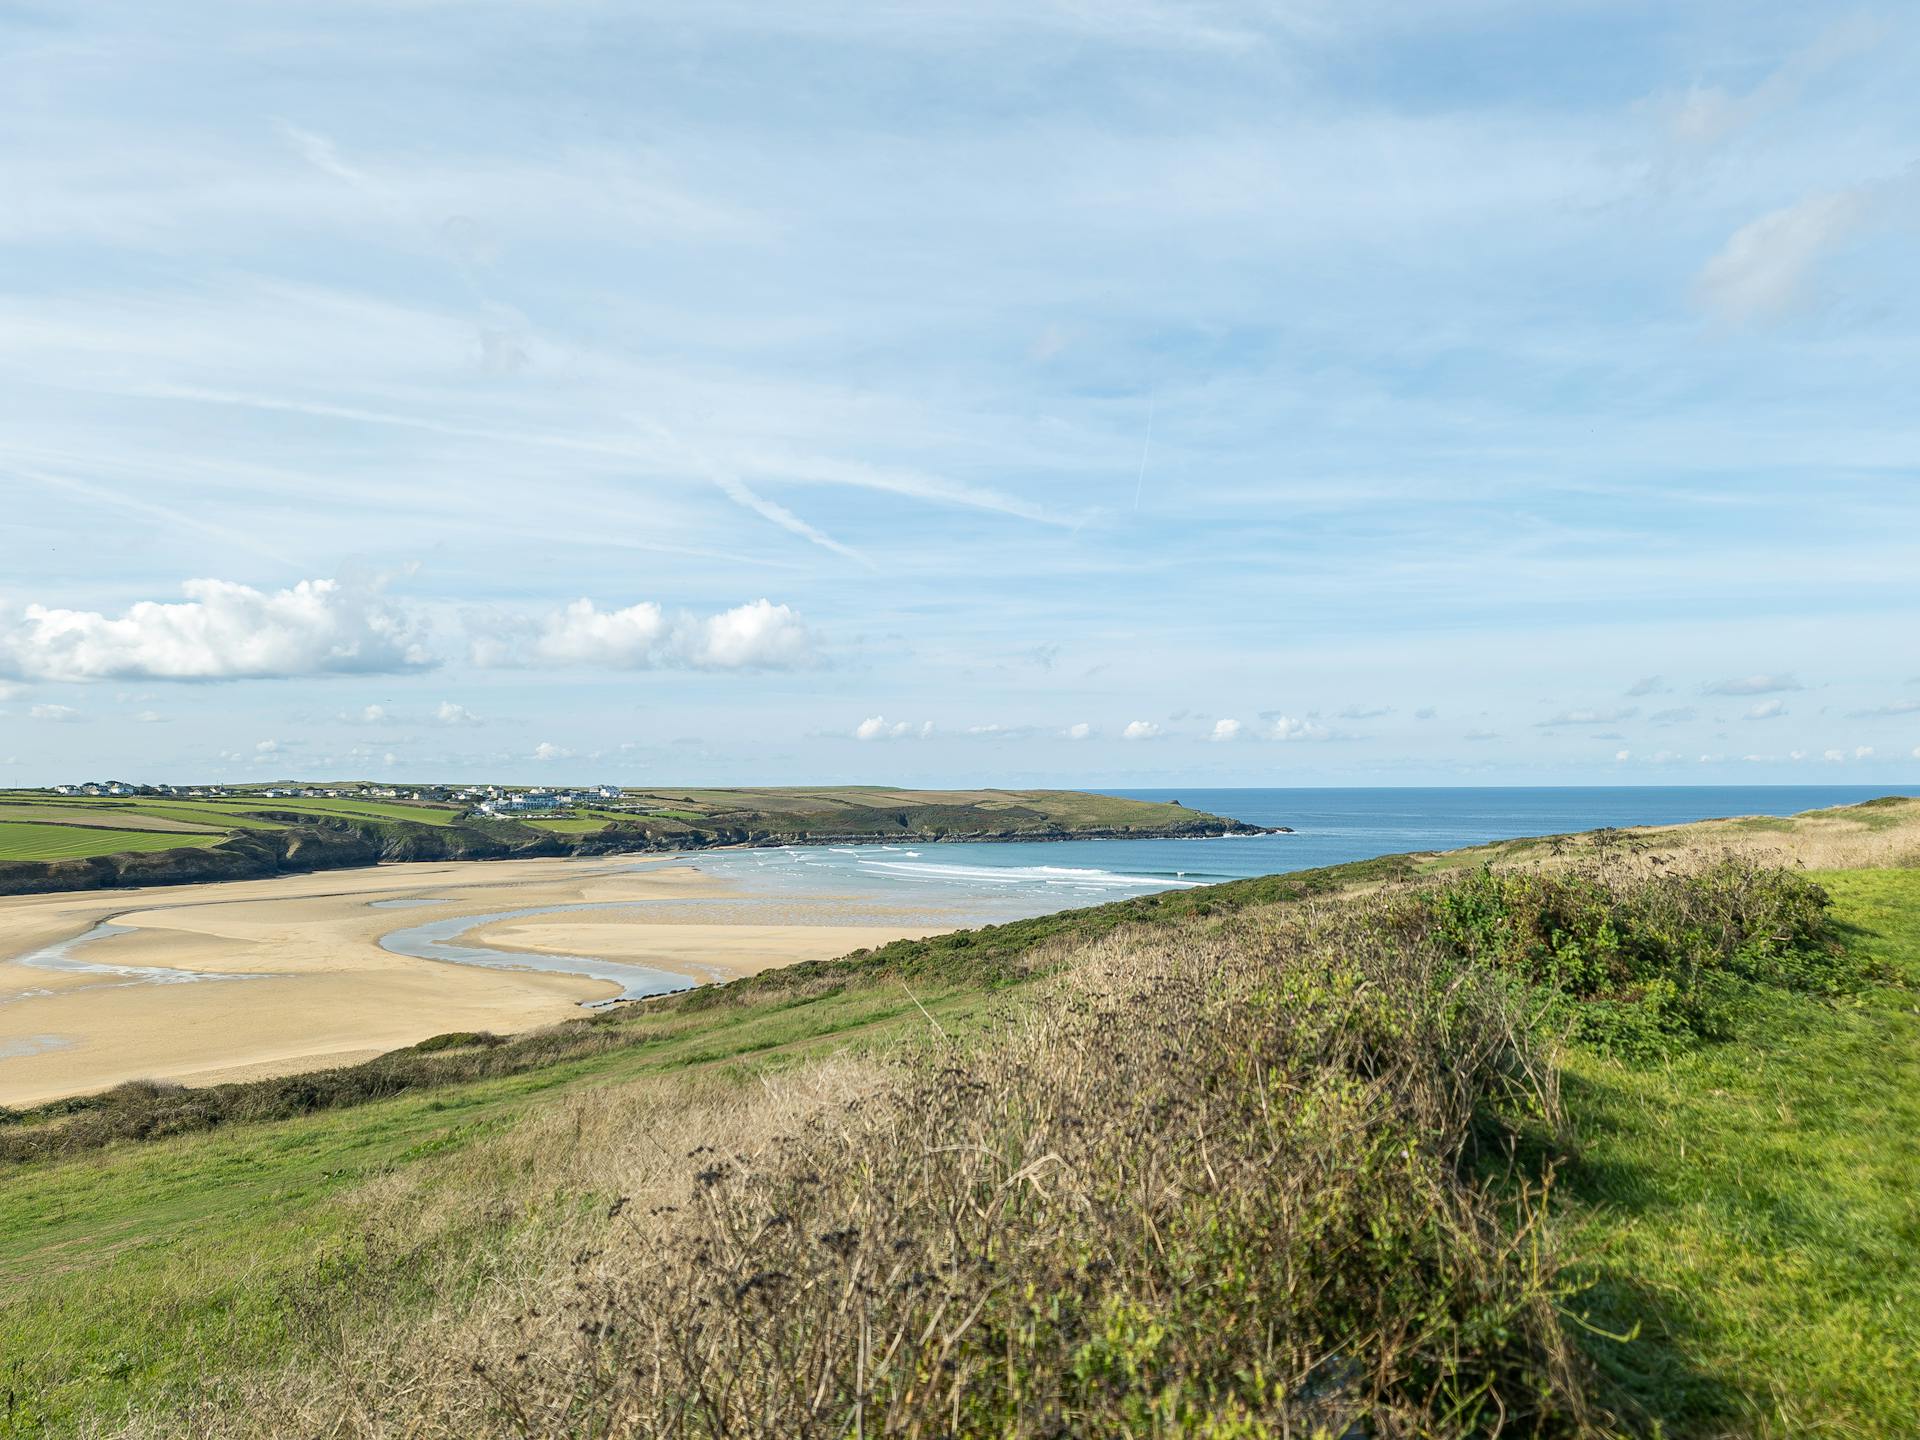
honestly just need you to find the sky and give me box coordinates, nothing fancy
[1,0,1917,788]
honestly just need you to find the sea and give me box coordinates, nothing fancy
[686,785,1916,930]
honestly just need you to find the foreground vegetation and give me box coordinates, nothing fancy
[0,786,1261,895]
[2,799,1916,1436]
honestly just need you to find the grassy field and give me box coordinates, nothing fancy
[1555,866,1920,1434]
[0,822,219,861]
[222,797,463,825]
[3,800,1916,1435]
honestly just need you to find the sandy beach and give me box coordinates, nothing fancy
[0,857,946,1107]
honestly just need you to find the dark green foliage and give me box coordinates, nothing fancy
[406,1031,508,1054]
[1402,863,1847,1055]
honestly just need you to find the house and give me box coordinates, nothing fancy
[479,790,564,816]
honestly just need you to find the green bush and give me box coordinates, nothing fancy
[1400,862,1845,1055]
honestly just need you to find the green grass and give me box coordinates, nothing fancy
[0,822,219,861]
[213,798,463,826]
[110,801,286,830]
[0,980,993,1434]
[1556,867,1920,1435]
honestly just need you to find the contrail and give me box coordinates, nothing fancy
[1133,395,1155,511]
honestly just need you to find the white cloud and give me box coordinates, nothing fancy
[1703,674,1803,697]
[0,682,24,701]
[1848,700,1920,718]
[1699,189,1869,324]
[339,703,388,724]
[479,597,814,670]
[1823,748,1847,763]
[1912,746,1920,760]
[255,738,279,753]
[435,701,481,726]
[1209,717,1242,742]
[524,599,665,667]
[855,715,931,741]
[532,741,572,762]
[135,710,165,723]
[1855,745,1875,760]
[1270,714,1330,741]
[1625,676,1668,697]
[965,723,1029,739]
[1537,706,1637,728]
[29,703,79,722]
[694,599,814,669]
[1121,720,1161,741]
[0,579,430,682]
[1615,749,1631,762]
[1745,699,1787,720]
[1062,722,1092,741]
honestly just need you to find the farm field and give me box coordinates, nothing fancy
[0,822,219,861]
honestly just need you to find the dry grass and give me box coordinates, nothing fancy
[80,851,1868,1439]
[1460,796,1920,880]
[98,1059,890,1440]
[108,911,1592,1436]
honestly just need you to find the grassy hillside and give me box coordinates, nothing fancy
[0,786,1265,895]
[1,799,1916,1436]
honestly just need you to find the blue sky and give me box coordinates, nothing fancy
[2,0,1917,786]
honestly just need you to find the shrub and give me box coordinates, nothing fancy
[1397,861,1843,1055]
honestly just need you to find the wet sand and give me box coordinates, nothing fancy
[0,857,946,1107]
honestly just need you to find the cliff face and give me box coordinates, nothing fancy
[0,809,1277,897]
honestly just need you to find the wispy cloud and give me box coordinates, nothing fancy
[1703,674,1803,697]
[1698,189,1872,324]
[1536,706,1638,728]
[855,716,933,741]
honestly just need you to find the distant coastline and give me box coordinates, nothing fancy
[0,785,1279,898]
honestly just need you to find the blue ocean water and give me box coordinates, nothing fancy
[686,786,1915,929]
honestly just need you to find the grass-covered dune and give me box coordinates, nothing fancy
[1,797,1916,1436]
[0,786,1266,896]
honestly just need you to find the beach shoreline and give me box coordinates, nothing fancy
[0,855,953,1107]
